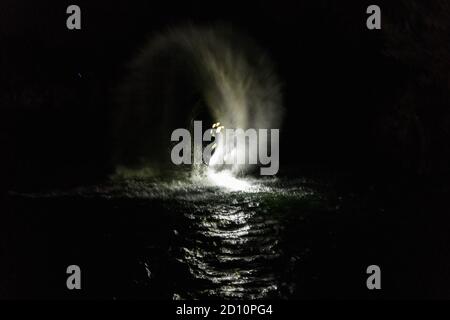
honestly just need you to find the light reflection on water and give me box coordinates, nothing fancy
[139,173,314,299]
[176,197,280,299]
[16,173,326,299]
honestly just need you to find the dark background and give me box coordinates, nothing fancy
[1,0,450,299]
[1,0,449,191]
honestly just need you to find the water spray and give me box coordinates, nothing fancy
[113,25,284,188]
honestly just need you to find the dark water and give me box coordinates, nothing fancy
[2,173,450,299]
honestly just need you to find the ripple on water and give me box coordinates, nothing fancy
[11,174,327,299]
